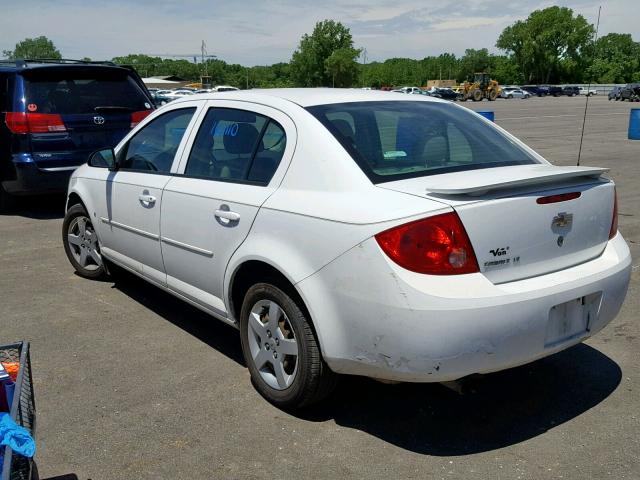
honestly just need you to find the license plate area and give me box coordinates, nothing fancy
[545,292,602,347]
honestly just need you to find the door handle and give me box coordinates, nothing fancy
[214,209,240,221]
[139,194,156,206]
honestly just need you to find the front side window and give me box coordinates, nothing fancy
[307,101,540,183]
[185,108,286,184]
[119,108,196,173]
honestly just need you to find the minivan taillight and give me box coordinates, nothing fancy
[130,110,152,128]
[375,212,479,275]
[609,188,618,240]
[5,112,67,134]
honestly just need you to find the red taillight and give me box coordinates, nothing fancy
[5,112,67,134]
[609,188,618,239]
[536,192,581,204]
[130,110,152,128]
[375,212,479,275]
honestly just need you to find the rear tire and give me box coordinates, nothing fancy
[240,282,337,409]
[0,183,16,214]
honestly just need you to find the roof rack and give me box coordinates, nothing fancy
[0,58,117,68]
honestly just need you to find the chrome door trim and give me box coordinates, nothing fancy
[161,236,214,257]
[100,217,160,241]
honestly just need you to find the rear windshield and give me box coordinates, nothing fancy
[23,69,150,114]
[307,101,539,184]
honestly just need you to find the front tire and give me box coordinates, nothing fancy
[62,203,107,279]
[240,282,337,409]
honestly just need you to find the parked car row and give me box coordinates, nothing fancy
[514,85,599,97]
[608,84,640,102]
[391,86,461,101]
[149,85,239,106]
[391,84,608,101]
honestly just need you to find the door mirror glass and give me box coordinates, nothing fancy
[88,148,116,169]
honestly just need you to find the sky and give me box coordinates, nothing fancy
[1,0,638,66]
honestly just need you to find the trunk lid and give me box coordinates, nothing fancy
[379,165,615,283]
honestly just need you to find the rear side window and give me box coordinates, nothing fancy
[307,101,539,183]
[23,69,151,114]
[118,108,195,173]
[185,108,286,185]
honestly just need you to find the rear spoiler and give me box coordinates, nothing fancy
[423,165,608,196]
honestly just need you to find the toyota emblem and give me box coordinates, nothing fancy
[93,115,105,125]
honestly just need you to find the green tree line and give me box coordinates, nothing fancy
[4,8,640,88]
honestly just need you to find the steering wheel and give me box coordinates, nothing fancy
[127,154,158,172]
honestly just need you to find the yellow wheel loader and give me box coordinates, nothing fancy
[459,73,501,101]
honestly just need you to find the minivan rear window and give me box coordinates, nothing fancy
[23,70,150,115]
[307,101,540,184]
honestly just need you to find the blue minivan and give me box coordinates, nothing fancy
[0,59,154,211]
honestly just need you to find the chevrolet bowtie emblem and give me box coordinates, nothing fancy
[552,212,573,228]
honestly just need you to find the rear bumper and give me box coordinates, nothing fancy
[2,154,77,195]
[297,233,632,382]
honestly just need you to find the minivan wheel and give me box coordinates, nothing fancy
[0,183,15,213]
[62,204,106,279]
[240,283,337,409]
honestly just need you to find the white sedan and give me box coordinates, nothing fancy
[579,87,598,96]
[62,89,631,409]
[501,87,531,99]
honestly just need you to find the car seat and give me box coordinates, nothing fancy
[222,123,262,180]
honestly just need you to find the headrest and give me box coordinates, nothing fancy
[223,123,260,155]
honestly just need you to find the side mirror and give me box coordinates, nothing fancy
[88,148,117,170]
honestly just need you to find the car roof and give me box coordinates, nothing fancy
[0,61,134,75]
[181,88,444,107]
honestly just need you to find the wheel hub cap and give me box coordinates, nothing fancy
[247,299,299,390]
[67,215,102,271]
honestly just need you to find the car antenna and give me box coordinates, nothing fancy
[577,5,601,166]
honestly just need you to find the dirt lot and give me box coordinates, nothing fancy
[1,95,638,480]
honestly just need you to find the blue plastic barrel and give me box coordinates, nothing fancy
[629,109,640,140]
[477,111,495,122]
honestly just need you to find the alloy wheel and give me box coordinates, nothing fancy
[67,216,102,271]
[246,299,299,390]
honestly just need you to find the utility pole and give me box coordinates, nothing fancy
[200,40,215,89]
[201,40,208,77]
[361,47,368,87]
